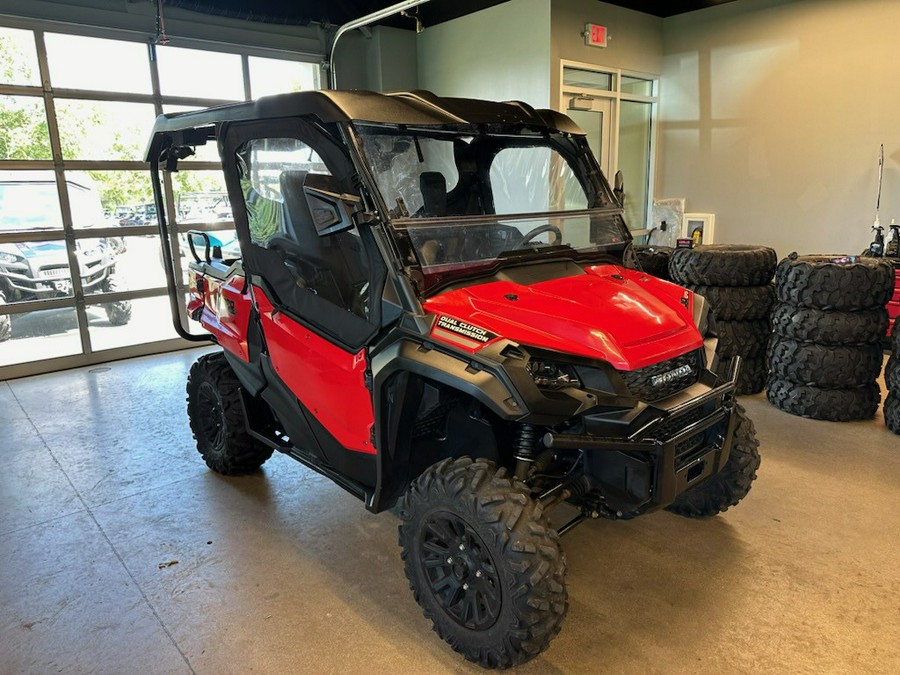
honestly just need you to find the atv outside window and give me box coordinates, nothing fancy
[353,124,629,291]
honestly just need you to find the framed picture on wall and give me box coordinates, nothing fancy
[682,213,716,245]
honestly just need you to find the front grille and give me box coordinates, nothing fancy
[40,266,68,279]
[618,349,702,401]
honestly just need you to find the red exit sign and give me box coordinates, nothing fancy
[584,23,607,48]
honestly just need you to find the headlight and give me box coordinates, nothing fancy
[0,252,19,264]
[527,360,581,390]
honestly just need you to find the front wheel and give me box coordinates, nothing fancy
[666,402,761,517]
[102,277,132,326]
[398,457,568,669]
[186,352,274,475]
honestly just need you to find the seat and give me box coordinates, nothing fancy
[278,170,370,316]
[419,171,448,217]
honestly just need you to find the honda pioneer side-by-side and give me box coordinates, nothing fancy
[147,90,760,669]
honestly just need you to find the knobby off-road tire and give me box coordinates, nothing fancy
[767,338,883,388]
[774,255,894,311]
[634,245,673,280]
[771,303,888,345]
[766,377,880,422]
[885,356,900,392]
[398,457,567,669]
[669,245,777,287]
[102,277,133,326]
[0,292,11,342]
[666,403,760,517]
[716,319,770,358]
[718,355,767,395]
[884,393,900,435]
[686,284,774,321]
[186,352,273,475]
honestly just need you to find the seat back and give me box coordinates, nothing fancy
[420,171,448,217]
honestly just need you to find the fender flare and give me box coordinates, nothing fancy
[366,339,527,512]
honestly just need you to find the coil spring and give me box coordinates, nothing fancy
[515,424,537,462]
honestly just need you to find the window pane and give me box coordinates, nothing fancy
[0,95,50,159]
[618,100,652,229]
[563,67,613,91]
[157,46,243,100]
[490,147,587,214]
[621,76,653,96]
[0,27,40,86]
[249,57,318,98]
[87,295,178,351]
[45,33,151,94]
[0,172,62,231]
[79,235,165,297]
[0,306,82,366]
[56,100,156,161]
[171,170,231,225]
[75,171,155,229]
[237,137,330,246]
[0,238,74,304]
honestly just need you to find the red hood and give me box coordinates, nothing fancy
[423,264,703,370]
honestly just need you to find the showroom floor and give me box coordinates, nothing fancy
[1,348,898,674]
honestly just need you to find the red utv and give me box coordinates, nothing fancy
[147,90,760,669]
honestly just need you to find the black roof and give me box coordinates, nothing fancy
[146,89,583,159]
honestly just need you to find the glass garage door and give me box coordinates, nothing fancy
[0,24,320,379]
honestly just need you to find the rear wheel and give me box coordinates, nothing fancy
[186,352,273,474]
[666,403,760,517]
[398,457,567,669]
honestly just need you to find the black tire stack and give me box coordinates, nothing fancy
[669,245,777,395]
[884,322,900,433]
[766,254,893,422]
[634,245,673,280]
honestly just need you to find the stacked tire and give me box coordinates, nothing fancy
[669,245,777,395]
[766,254,893,422]
[884,322,900,433]
[634,245,673,281]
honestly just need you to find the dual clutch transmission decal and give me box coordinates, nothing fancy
[435,315,498,344]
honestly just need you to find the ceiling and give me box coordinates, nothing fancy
[163,0,740,29]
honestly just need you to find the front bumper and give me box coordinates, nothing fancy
[0,258,113,298]
[543,356,741,516]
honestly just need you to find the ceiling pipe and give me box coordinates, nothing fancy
[328,0,430,90]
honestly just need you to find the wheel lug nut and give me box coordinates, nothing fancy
[459,544,465,551]
[446,557,453,564]
[462,583,469,590]
[475,570,483,578]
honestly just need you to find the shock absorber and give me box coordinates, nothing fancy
[514,424,538,480]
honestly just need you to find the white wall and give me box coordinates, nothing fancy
[659,0,898,256]
[417,0,552,108]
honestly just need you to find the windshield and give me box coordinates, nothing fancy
[0,180,104,231]
[353,124,629,291]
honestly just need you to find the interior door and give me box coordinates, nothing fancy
[566,96,614,179]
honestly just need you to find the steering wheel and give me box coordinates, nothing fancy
[519,224,562,247]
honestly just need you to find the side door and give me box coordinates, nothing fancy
[220,118,385,478]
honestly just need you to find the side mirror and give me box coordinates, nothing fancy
[303,173,361,236]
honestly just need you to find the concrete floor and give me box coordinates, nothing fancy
[1,348,899,674]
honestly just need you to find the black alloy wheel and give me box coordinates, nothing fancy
[419,511,502,631]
